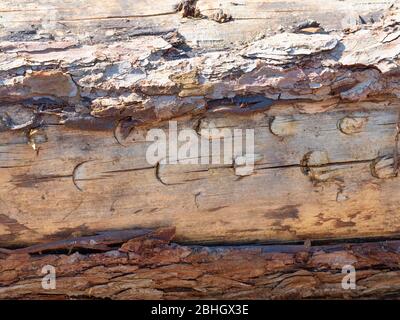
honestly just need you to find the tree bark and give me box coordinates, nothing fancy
[1,227,400,299]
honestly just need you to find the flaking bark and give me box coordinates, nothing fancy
[1,227,400,299]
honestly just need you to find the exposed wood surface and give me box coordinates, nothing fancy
[1,100,400,245]
[1,2,400,245]
[1,227,400,299]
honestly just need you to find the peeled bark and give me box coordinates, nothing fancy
[0,0,400,299]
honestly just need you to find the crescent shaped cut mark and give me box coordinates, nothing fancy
[155,161,185,186]
[113,117,138,147]
[193,116,206,137]
[155,161,168,186]
[72,159,95,192]
[113,119,126,147]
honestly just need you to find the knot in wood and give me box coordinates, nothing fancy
[371,155,398,179]
[338,116,368,135]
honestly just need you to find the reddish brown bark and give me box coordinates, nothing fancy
[1,228,400,299]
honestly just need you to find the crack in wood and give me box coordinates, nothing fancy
[0,228,153,255]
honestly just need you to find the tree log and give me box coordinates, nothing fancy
[0,0,400,299]
[0,1,399,246]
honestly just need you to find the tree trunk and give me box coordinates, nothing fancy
[0,0,399,299]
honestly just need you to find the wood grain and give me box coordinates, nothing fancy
[1,100,399,245]
[0,2,399,246]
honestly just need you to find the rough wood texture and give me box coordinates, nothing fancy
[0,1,400,247]
[1,227,400,299]
[0,0,392,47]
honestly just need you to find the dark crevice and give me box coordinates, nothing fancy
[256,158,375,172]
[181,234,400,249]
